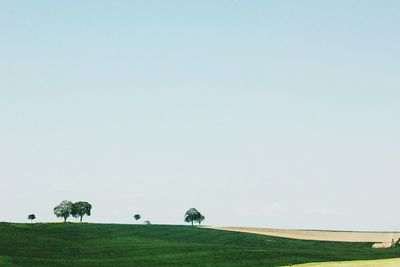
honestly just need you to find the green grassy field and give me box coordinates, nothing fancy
[1,222,400,267]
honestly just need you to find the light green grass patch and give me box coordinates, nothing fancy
[0,256,18,267]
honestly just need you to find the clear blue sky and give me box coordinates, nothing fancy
[1,0,399,230]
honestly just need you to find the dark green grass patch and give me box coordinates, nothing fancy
[0,222,399,266]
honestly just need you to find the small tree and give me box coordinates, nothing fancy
[184,208,205,226]
[184,208,199,226]
[28,214,36,222]
[71,201,92,222]
[133,214,141,222]
[143,220,151,225]
[53,200,73,223]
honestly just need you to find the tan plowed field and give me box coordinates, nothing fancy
[283,258,400,267]
[208,226,400,244]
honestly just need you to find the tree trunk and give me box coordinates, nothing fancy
[64,217,67,223]
[191,221,193,226]
[80,216,83,222]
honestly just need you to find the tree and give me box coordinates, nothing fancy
[143,220,151,225]
[184,208,200,226]
[28,214,36,222]
[184,208,206,226]
[71,201,92,222]
[133,214,141,222]
[53,200,73,223]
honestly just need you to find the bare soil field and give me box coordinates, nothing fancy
[208,226,400,247]
[283,258,400,267]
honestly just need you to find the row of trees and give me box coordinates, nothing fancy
[29,202,206,226]
[53,200,92,222]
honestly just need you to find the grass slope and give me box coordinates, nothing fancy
[0,222,400,267]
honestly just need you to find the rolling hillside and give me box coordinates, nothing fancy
[1,223,400,267]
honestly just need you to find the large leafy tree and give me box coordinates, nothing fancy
[53,200,73,223]
[72,201,92,222]
[184,208,205,226]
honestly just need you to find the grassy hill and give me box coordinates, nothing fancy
[1,222,400,267]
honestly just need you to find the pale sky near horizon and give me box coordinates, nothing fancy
[1,0,399,230]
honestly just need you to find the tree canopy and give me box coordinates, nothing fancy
[184,208,205,226]
[72,201,92,222]
[53,200,74,223]
[133,214,141,221]
[28,214,36,221]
